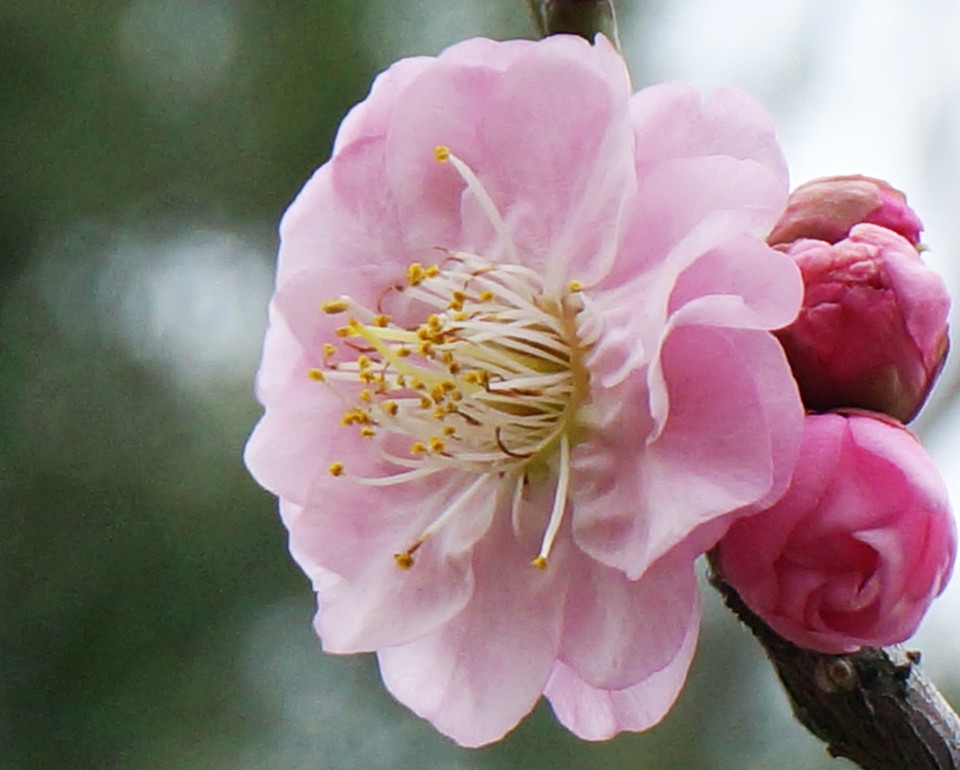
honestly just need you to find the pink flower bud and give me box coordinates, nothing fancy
[776,224,949,422]
[768,175,923,247]
[716,412,956,654]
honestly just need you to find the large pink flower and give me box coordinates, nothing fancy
[716,412,956,654]
[245,34,804,746]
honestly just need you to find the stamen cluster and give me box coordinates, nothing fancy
[315,255,590,485]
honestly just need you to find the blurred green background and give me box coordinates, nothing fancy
[3,1,957,768]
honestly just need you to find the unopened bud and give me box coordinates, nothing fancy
[716,412,956,654]
[768,175,923,247]
[776,224,949,422]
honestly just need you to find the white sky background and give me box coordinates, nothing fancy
[629,0,960,677]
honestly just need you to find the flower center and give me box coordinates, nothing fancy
[313,148,593,569]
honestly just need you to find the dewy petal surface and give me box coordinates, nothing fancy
[245,33,805,745]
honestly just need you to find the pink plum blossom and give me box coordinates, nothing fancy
[768,175,924,248]
[776,224,949,422]
[244,34,805,746]
[716,412,956,655]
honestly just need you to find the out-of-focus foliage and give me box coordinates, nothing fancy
[2,1,954,769]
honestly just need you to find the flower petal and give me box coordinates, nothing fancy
[544,606,699,741]
[556,549,699,690]
[630,82,788,186]
[377,512,568,747]
[299,472,500,652]
[573,325,802,579]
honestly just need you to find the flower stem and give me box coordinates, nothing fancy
[526,0,621,48]
[708,556,960,770]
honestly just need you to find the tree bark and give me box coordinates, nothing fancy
[527,0,620,48]
[710,567,960,769]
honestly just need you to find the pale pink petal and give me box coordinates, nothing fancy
[573,326,802,579]
[277,138,408,285]
[281,500,477,653]
[333,38,540,155]
[556,549,699,690]
[470,34,633,284]
[298,472,500,652]
[243,394,346,506]
[630,82,788,187]
[333,56,433,153]
[609,156,787,285]
[544,607,699,741]
[377,514,568,747]
[667,234,802,331]
[643,327,802,557]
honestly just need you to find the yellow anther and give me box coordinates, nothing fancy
[409,378,423,390]
[321,298,350,314]
[407,263,426,286]
[335,326,352,338]
[374,314,390,327]
[452,312,468,321]
[328,462,345,477]
[442,425,456,436]
[425,264,440,278]
[395,373,407,387]
[359,370,376,384]
[434,145,451,162]
[308,368,325,382]
[341,409,371,426]
[531,556,548,570]
[357,355,370,369]
[359,389,372,403]
[441,380,457,392]
[396,347,411,358]
[427,314,442,330]
[432,406,446,419]
[568,280,583,293]
[323,343,336,358]
[394,552,415,569]
[360,426,376,438]
[447,361,461,375]
[479,290,494,302]
[410,441,428,455]
[428,436,446,453]
[419,396,432,409]
[383,400,399,416]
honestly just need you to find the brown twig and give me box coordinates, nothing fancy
[527,0,620,48]
[709,563,960,769]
